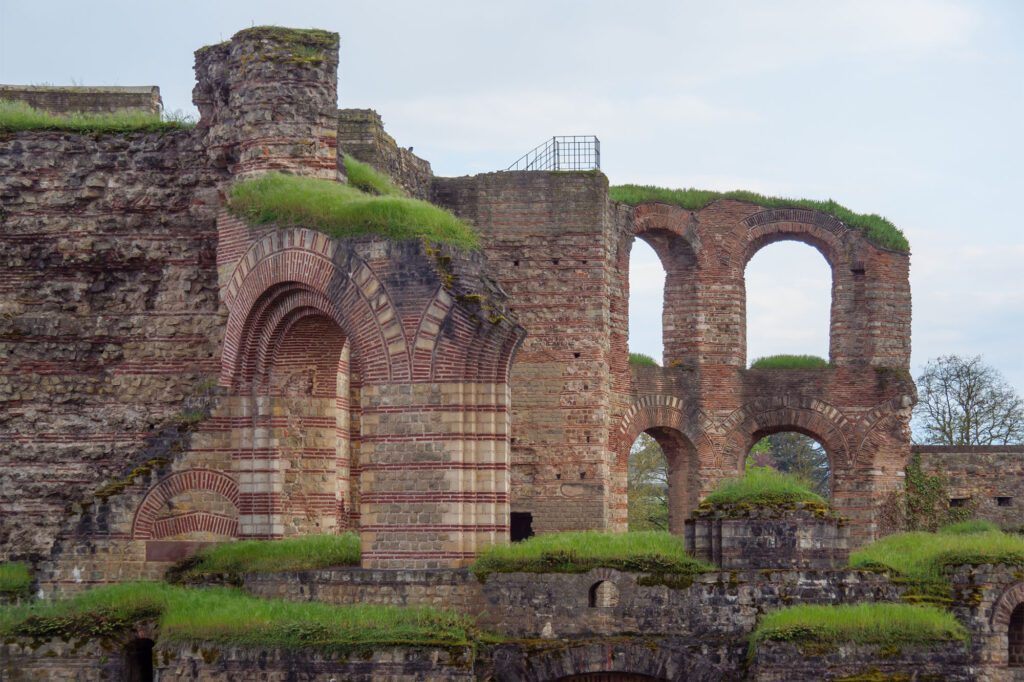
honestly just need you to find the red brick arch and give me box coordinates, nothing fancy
[617,394,716,466]
[742,207,853,269]
[132,470,239,540]
[220,228,406,386]
[718,396,853,469]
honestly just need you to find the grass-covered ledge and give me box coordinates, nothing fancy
[343,154,406,197]
[0,582,472,652]
[848,525,1024,591]
[749,603,968,656]
[698,466,829,512]
[471,530,714,581]
[167,534,360,584]
[0,562,32,599]
[227,172,480,250]
[610,184,909,253]
[749,354,830,370]
[0,99,193,134]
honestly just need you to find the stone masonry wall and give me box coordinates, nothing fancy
[917,445,1024,530]
[0,129,224,562]
[338,108,434,199]
[750,641,976,681]
[433,171,620,535]
[0,84,162,115]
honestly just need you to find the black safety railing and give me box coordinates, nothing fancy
[505,135,600,171]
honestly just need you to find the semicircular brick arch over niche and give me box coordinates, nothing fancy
[132,470,240,540]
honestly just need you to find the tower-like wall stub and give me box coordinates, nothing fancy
[433,171,626,534]
[193,27,341,181]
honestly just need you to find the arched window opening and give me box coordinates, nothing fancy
[1010,603,1024,667]
[745,241,831,367]
[747,431,831,498]
[628,238,665,365]
[589,580,619,608]
[123,638,154,682]
[628,433,669,531]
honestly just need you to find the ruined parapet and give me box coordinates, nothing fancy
[685,503,849,570]
[193,26,340,180]
[338,108,433,199]
[0,85,162,115]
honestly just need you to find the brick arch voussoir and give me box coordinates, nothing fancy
[132,470,240,540]
[618,396,717,467]
[742,208,855,269]
[630,203,705,268]
[151,512,239,541]
[992,582,1024,630]
[719,397,853,469]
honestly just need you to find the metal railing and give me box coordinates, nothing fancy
[505,135,600,171]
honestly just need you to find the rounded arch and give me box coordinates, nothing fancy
[132,470,239,540]
[992,582,1024,631]
[221,229,406,387]
[741,208,852,269]
[719,397,853,469]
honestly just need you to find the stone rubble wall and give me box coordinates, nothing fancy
[338,108,434,199]
[0,129,225,562]
[750,641,977,681]
[0,84,163,115]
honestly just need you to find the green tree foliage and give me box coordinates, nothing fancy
[628,433,669,531]
[914,354,1024,445]
[745,433,831,497]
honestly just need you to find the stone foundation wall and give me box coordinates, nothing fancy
[240,568,484,613]
[750,640,976,681]
[916,446,1024,529]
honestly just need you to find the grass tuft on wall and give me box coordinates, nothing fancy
[168,534,361,583]
[0,582,471,651]
[343,155,407,197]
[629,352,659,367]
[0,563,32,598]
[749,603,967,657]
[471,530,713,580]
[0,100,193,134]
[749,354,830,370]
[701,467,828,508]
[228,172,480,250]
[610,184,909,253]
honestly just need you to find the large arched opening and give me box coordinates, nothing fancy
[628,238,665,364]
[747,429,832,498]
[744,240,832,367]
[627,426,699,533]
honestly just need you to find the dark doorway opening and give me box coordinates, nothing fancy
[124,637,155,682]
[1010,603,1024,667]
[510,512,534,542]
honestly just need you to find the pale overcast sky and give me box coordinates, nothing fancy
[1,0,1021,390]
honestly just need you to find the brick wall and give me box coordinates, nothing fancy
[433,171,622,534]
[0,84,162,114]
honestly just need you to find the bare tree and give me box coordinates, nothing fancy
[914,355,1024,445]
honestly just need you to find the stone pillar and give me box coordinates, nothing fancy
[193,26,341,180]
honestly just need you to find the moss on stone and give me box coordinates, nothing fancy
[93,457,170,500]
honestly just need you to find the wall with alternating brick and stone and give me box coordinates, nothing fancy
[917,446,1024,530]
[0,84,163,114]
[338,108,433,199]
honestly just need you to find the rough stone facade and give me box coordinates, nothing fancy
[917,445,1024,530]
[0,84,163,115]
[338,108,434,199]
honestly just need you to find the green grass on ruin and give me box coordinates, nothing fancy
[343,155,407,197]
[228,172,480,250]
[700,466,828,510]
[749,603,968,657]
[0,562,32,598]
[0,99,193,134]
[629,352,659,367]
[609,184,909,253]
[471,530,713,580]
[0,582,470,651]
[849,526,1024,590]
[749,354,830,370]
[168,533,360,583]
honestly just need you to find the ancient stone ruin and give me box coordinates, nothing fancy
[2,24,1024,682]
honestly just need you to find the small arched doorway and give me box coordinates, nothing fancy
[123,638,154,682]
